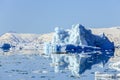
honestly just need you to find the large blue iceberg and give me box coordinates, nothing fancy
[44,24,114,54]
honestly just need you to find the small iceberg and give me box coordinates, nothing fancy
[1,43,11,52]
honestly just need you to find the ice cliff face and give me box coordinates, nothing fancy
[44,24,114,54]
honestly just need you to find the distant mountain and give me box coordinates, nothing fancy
[0,33,39,46]
[0,32,53,51]
[0,27,120,51]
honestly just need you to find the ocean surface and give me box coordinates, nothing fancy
[0,50,120,80]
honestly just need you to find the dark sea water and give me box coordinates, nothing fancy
[0,50,120,80]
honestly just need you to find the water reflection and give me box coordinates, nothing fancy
[50,51,114,77]
[0,50,117,80]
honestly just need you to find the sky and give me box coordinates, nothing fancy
[0,0,120,34]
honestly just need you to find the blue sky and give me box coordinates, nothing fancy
[0,0,120,34]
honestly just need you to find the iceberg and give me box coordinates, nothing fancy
[1,43,11,52]
[44,24,114,54]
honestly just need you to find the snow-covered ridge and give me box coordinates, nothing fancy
[0,33,40,43]
[0,32,53,51]
[0,26,120,51]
